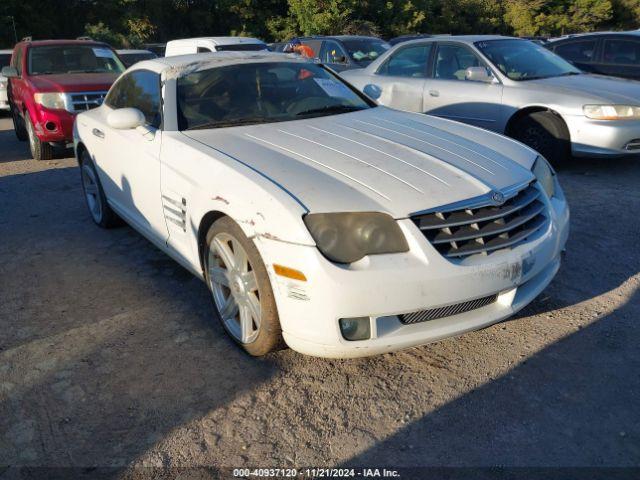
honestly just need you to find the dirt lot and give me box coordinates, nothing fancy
[0,113,638,477]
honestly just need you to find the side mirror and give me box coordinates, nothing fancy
[1,66,19,78]
[465,66,494,83]
[363,84,382,100]
[107,108,146,130]
[335,55,347,64]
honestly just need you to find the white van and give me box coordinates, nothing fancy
[164,37,268,56]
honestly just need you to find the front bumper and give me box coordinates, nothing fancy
[29,106,76,144]
[0,88,8,110]
[255,190,570,358]
[566,114,640,157]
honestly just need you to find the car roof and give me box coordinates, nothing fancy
[548,31,640,42]
[116,49,154,54]
[403,35,514,45]
[166,36,265,46]
[133,51,308,76]
[300,35,385,41]
[19,39,110,47]
[0,49,13,54]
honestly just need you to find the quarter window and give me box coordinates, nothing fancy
[434,44,481,81]
[378,44,431,78]
[554,40,597,63]
[602,39,640,65]
[105,70,162,128]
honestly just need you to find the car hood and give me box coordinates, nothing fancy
[28,73,119,93]
[183,107,537,218]
[528,73,640,104]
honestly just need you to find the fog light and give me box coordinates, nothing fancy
[45,121,57,132]
[339,317,371,341]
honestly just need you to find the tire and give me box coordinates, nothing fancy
[11,106,27,141]
[79,150,119,228]
[25,111,53,161]
[511,111,570,165]
[204,216,285,356]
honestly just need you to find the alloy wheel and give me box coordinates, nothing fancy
[207,232,261,344]
[81,163,103,223]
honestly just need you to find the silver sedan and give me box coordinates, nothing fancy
[342,35,640,163]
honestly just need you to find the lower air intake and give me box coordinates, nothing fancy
[399,294,498,324]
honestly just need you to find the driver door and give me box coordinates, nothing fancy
[423,42,504,131]
[94,70,167,242]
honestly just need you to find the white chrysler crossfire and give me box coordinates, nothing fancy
[74,52,570,358]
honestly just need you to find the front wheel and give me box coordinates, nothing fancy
[11,106,28,141]
[511,111,570,165]
[25,112,53,161]
[79,150,119,228]
[204,216,285,356]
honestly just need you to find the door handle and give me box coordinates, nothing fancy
[429,90,440,97]
[92,128,105,139]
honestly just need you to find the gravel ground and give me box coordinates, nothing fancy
[0,114,638,477]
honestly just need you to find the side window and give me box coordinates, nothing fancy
[105,70,162,128]
[602,39,640,65]
[434,44,482,81]
[378,44,431,78]
[554,40,597,63]
[197,47,212,53]
[321,41,347,64]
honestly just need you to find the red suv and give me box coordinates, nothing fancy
[2,39,125,160]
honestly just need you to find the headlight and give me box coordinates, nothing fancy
[33,92,67,111]
[532,156,555,198]
[304,212,409,264]
[583,104,640,120]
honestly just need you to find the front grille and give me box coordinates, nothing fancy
[399,294,498,324]
[411,183,547,259]
[68,91,108,112]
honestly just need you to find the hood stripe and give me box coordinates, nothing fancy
[277,129,424,193]
[372,116,510,171]
[244,133,391,201]
[307,125,450,186]
[353,119,495,176]
[337,123,497,192]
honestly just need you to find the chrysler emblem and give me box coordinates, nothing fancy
[491,191,505,205]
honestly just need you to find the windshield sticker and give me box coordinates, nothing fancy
[93,48,113,58]
[313,78,353,98]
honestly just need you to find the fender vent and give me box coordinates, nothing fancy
[399,294,498,324]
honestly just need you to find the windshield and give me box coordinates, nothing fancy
[215,43,268,52]
[341,38,390,65]
[28,45,125,75]
[475,39,580,81]
[177,61,373,130]
[0,54,11,69]
[119,52,156,68]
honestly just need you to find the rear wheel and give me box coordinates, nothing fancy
[79,150,119,228]
[25,112,53,161]
[511,111,570,165]
[11,106,27,141]
[204,216,285,356]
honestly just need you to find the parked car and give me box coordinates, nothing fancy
[267,42,287,52]
[73,51,569,358]
[164,37,268,56]
[547,31,640,80]
[298,35,391,71]
[389,34,433,46]
[116,49,158,68]
[0,49,12,111]
[143,43,166,57]
[2,39,124,160]
[521,36,549,46]
[342,35,640,163]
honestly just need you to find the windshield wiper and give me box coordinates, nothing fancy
[186,117,272,130]
[296,104,366,116]
[557,71,581,77]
